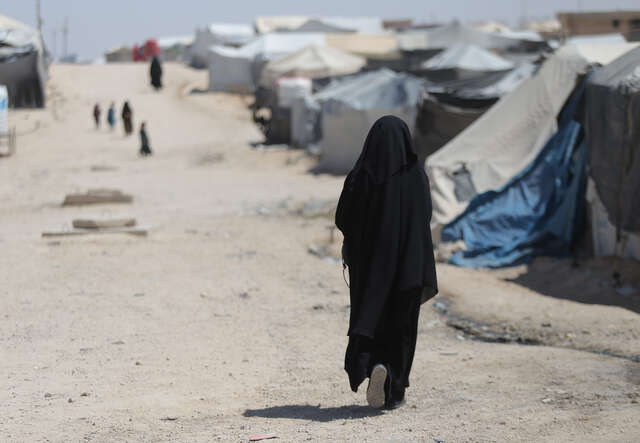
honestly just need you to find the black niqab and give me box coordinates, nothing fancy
[150,56,163,89]
[335,115,438,392]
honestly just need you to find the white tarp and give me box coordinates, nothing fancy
[426,46,592,230]
[314,69,423,174]
[398,21,544,52]
[189,23,255,68]
[207,45,255,93]
[423,44,514,71]
[255,16,383,34]
[208,34,326,93]
[260,44,365,86]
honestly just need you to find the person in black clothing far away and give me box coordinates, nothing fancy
[139,121,152,156]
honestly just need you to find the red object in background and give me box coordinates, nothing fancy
[132,44,141,62]
[143,39,159,60]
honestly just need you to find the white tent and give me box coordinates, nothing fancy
[260,44,365,86]
[426,43,639,237]
[0,14,47,108]
[189,23,255,68]
[313,69,423,174]
[423,44,514,72]
[207,33,326,93]
[397,21,545,52]
[254,16,383,34]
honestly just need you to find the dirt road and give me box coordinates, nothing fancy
[1,63,638,442]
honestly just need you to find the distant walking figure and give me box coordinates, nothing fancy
[150,56,163,90]
[121,101,133,136]
[139,122,152,156]
[93,103,101,129]
[335,116,438,410]
[107,102,116,130]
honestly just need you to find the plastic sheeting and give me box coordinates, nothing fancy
[189,24,255,68]
[413,95,486,163]
[0,14,47,108]
[426,46,594,230]
[397,21,547,52]
[313,69,423,174]
[585,46,640,232]
[208,34,326,93]
[586,179,640,261]
[260,44,365,86]
[441,82,588,268]
[423,44,514,72]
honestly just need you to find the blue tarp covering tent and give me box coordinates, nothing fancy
[440,80,588,268]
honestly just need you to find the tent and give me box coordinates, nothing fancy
[441,81,588,267]
[420,44,514,82]
[157,35,194,62]
[426,46,605,233]
[0,14,47,108]
[259,44,365,86]
[312,69,423,174]
[189,23,255,68]
[254,16,383,34]
[397,21,547,53]
[584,46,640,258]
[207,33,325,93]
[413,94,486,164]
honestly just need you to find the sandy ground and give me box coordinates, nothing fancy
[1,63,638,442]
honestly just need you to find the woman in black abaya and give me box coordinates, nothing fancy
[335,115,438,410]
[150,56,163,90]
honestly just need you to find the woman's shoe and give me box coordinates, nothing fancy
[366,364,388,408]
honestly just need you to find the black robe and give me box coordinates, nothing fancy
[335,115,438,394]
[150,56,163,90]
[121,102,133,135]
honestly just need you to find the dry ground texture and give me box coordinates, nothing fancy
[1,63,638,442]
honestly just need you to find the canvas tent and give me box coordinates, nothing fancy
[584,46,640,259]
[420,44,514,82]
[397,21,547,53]
[0,14,47,108]
[312,69,423,174]
[259,44,365,86]
[157,35,194,61]
[189,24,255,68]
[426,43,640,267]
[207,33,325,93]
[426,46,596,233]
[254,16,383,34]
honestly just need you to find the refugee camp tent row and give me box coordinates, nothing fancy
[254,16,384,35]
[584,46,640,260]
[0,14,47,108]
[426,43,640,267]
[189,23,255,68]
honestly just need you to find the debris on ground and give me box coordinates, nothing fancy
[62,189,133,206]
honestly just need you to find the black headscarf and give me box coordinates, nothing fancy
[336,115,438,338]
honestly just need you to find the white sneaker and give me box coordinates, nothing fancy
[366,364,388,409]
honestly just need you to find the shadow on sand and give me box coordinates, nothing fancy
[502,257,640,314]
[243,404,383,422]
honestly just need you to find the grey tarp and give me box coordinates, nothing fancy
[0,14,47,108]
[585,46,640,232]
[312,69,423,174]
[420,44,514,83]
[413,94,486,164]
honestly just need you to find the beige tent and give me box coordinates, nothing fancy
[260,44,365,86]
[326,33,398,57]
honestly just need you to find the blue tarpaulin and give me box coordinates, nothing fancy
[441,80,588,268]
